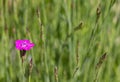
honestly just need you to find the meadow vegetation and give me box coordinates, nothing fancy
[0,0,120,82]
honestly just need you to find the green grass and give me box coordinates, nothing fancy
[0,0,120,82]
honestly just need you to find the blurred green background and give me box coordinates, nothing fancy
[0,0,120,82]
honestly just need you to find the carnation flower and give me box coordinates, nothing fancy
[15,40,34,50]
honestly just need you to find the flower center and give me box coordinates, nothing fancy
[21,42,27,48]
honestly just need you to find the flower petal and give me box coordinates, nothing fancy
[15,39,34,50]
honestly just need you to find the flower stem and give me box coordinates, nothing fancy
[28,75,31,82]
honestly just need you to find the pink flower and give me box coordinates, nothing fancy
[15,39,34,50]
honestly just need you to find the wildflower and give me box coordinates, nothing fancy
[15,40,34,50]
[15,39,34,63]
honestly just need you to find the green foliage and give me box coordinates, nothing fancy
[0,0,120,82]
